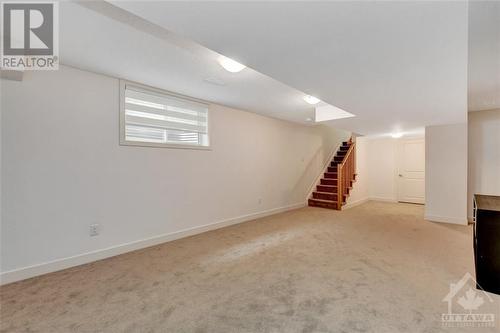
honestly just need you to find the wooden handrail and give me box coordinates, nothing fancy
[337,138,356,210]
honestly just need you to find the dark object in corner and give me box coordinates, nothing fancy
[473,194,500,295]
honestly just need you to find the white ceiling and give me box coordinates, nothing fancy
[58,2,321,125]
[468,1,500,112]
[59,1,497,136]
[111,1,469,136]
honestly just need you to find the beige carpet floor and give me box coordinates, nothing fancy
[1,201,498,332]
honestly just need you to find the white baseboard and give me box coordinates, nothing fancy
[344,196,427,209]
[342,195,414,209]
[424,214,468,225]
[0,202,306,285]
[369,196,398,203]
[344,200,468,226]
[343,197,369,209]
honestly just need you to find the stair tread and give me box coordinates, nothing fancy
[309,198,336,203]
[314,191,337,195]
[311,138,355,210]
[314,191,348,196]
[309,198,346,205]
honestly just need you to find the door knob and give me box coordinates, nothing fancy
[399,174,403,177]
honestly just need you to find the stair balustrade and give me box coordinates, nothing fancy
[336,138,356,210]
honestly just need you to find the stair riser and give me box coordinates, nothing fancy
[324,172,337,179]
[308,199,338,210]
[311,139,354,211]
[313,192,337,201]
[320,179,338,186]
[317,185,336,193]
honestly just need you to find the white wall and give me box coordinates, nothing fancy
[344,137,369,206]
[367,138,399,202]
[349,127,469,226]
[468,109,500,218]
[0,78,3,269]
[0,66,349,283]
[425,124,468,225]
[346,137,402,207]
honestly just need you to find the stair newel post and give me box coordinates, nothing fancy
[347,156,350,189]
[352,143,355,184]
[343,164,346,208]
[345,163,348,196]
[337,165,343,210]
[351,147,354,184]
[349,156,352,188]
[350,154,353,185]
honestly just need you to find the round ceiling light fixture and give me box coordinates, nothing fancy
[391,133,404,138]
[218,56,246,73]
[303,95,321,105]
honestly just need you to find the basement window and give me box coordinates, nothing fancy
[120,81,210,149]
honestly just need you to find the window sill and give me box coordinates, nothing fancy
[119,140,212,151]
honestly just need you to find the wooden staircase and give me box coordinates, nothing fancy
[308,138,356,210]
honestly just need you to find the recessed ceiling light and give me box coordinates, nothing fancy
[303,95,321,105]
[218,56,246,73]
[391,133,403,138]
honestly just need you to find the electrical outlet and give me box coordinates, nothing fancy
[89,224,99,237]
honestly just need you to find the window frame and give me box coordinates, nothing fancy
[119,80,211,150]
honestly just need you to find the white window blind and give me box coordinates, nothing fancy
[121,83,209,148]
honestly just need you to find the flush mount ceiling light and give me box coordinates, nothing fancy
[303,95,321,105]
[391,133,404,138]
[218,56,246,73]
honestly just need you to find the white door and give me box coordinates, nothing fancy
[397,139,425,204]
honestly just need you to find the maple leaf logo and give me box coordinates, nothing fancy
[457,288,484,313]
